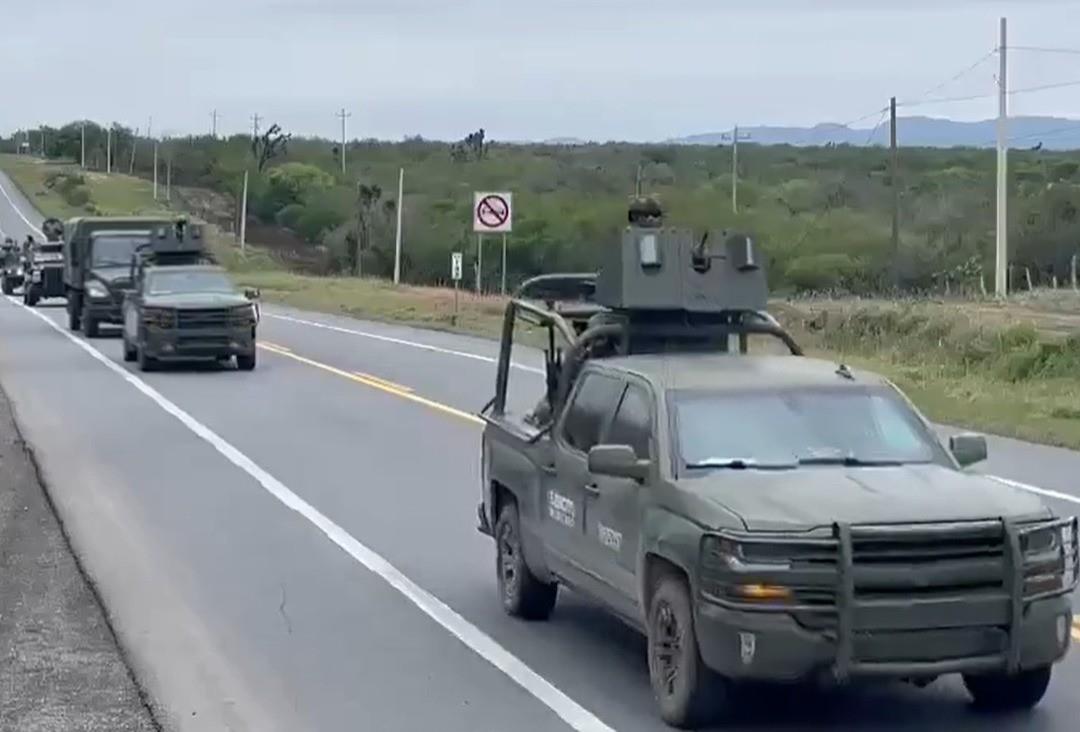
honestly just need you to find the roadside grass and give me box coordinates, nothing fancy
[5,153,1080,447]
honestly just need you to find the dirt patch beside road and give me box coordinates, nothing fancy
[0,384,157,732]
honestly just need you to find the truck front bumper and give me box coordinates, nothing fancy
[696,594,1072,682]
[144,327,256,361]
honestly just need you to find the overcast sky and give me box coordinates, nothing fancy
[3,0,1080,141]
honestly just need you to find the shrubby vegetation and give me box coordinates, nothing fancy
[4,121,1079,294]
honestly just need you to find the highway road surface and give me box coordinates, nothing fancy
[3,170,1080,731]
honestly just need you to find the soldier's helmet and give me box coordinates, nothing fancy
[41,218,64,242]
[628,196,663,227]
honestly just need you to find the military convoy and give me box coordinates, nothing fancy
[479,199,1078,727]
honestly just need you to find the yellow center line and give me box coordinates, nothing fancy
[352,371,413,393]
[256,343,483,425]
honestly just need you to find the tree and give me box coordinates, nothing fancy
[251,123,291,173]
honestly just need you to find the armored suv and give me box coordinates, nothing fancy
[1,236,23,295]
[122,263,258,371]
[479,202,1078,728]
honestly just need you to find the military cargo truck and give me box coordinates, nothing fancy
[1,236,23,295]
[23,219,66,306]
[479,199,1078,728]
[62,216,180,333]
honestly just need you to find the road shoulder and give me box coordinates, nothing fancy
[0,381,158,732]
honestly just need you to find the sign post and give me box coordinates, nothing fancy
[473,192,513,295]
[451,251,463,325]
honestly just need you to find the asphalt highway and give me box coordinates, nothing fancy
[3,170,1080,731]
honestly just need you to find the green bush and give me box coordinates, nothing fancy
[785,253,860,292]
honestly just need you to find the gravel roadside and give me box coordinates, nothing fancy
[0,384,157,732]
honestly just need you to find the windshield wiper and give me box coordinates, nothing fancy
[687,457,796,470]
[797,455,908,467]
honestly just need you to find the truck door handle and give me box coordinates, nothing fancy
[583,483,600,496]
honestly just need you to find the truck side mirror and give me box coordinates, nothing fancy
[588,444,650,481]
[949,433,988,467]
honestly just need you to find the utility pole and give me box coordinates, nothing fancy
[128,127,139,174]
[39,126,45,156]
[393,167,404,284]
[336,108,351,176]
[239,170,249,254]
[722,125,752,213]
[80,121,86,168]
[210,109,219,138]
[153,140,159,200]
[106,126,112,173]
[251,113,262,140]
[890,96,900,286]
[165,138,172,202]
[995,17,1009,297]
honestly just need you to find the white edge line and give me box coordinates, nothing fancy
[266,312,545,375]
[988,474,1080,507]
[0,176,45,237]
[7,297,614,732]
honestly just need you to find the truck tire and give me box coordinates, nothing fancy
[82,301,99,338]
[495,501,557,620]
[26,289,39,307]
[236,351,257,371]
[137,345,158,372]
[1,278,11,296]
[647,573,726,728]
[67,293,81,331]
[122,334,136,362]
[963,666,1052,711]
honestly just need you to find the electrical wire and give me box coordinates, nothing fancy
[897,78,1080,109]
[899,49,998,106]
[1011,46,1080,56]
[863,108,890,146]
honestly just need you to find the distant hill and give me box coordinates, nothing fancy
[671,116,1080,150]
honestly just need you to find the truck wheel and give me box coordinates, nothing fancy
[137,345,158,372]
[26,290,39,307]
[122,335,136,362]
[82,303,99,338]
[647,573,725,728]
[495,502,557,620]
[67,294,81,331]
[963,666,1052,711]
[236,351,257,371]
[1,278,11,296]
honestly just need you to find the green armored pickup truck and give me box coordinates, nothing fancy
[479,201,1078,728]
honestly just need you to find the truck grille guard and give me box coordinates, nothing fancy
[701,516,1079,678]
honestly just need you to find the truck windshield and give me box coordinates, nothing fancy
[674,387,942,470]
[147,270,235,295]
[92,236,147,267]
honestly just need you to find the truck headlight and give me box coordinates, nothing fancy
[701,535,796,604]
[87,282,109,299]
[1023,526,1060,555]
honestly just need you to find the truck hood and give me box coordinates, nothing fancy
[144,292,250,309]
[689,463,1052,531]
[90,267,132,288]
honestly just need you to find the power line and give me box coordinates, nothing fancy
[900,48,998,106]
[896,77,1080,109]
[1011,45,1080,56]
[863,108,890,145]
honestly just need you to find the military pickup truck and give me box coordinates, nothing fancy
[479,200,1078,728]
[122,247,259,372]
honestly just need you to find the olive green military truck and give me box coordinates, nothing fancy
[62,216,180,335]
[478,200,1078,728]
[23,219,66,306]
[120,222,258,371]
[1,236,23,295]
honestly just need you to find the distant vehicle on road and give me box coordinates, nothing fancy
[1,236,24,295]
[23,220,67,306]
[122,262,260,372]
[479,200,1078,728]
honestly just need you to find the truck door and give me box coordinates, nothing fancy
[548,370,623,590]
[585,380,654,607]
